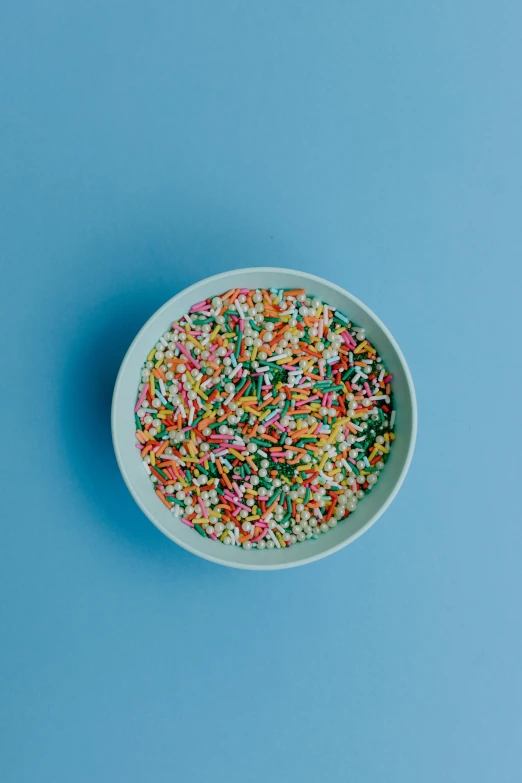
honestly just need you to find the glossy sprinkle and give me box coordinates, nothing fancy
[134,287,396,550]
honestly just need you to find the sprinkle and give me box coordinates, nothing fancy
[134,287,396,550]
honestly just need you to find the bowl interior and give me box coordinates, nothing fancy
[112,267,417,570]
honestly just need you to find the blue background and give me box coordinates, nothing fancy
[1,2,521,781]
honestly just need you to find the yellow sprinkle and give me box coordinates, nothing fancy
[149,373,155,395]
[368,448,379,462]
[208,509,221,518]
[150,451,156,467]
[185,333,205,351]
[208,326,220,342]
[147,348,156,361]
[244,406,261,418]
[296,464,311,472]
[229,448,245,461]
[251,345,258,362]
[375,443,389,454]
[193,384,208,401]
[353,340,368,354]
[318,452,329,471]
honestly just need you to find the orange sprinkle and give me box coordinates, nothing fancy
[155,490,172,509]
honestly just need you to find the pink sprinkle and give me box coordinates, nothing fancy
[167,468,177,481]
[199,497,208,518]
[383,374,393,383]
[209,434,234,441]
[134,383,149,413]
[209,533,218,540]
[189,300,209,312]
[135,443,143,449]
[181,518,195,527]
[364,382,372,398]
[176,342,201,369]
[321,393,328,406]
[251,528,268,543]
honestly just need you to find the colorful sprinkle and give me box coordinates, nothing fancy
[134,288,395,550]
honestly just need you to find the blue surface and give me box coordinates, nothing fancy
[1,2,521,781]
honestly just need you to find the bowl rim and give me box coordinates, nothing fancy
[111,266,417,570]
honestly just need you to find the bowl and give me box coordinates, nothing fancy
[112,267,417,570]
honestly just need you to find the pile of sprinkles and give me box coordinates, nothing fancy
[134,287,396,551]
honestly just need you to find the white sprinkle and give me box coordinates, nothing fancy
[267,529,281,548]
[142,462,151,475]
[390,410,396,428]
[265,353,291,363]
[159,336,169,347]
[228,362,242,379]
[234,298,245,319]
[188,405,195,425]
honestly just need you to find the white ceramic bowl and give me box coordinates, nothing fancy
[112,268,417,570]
